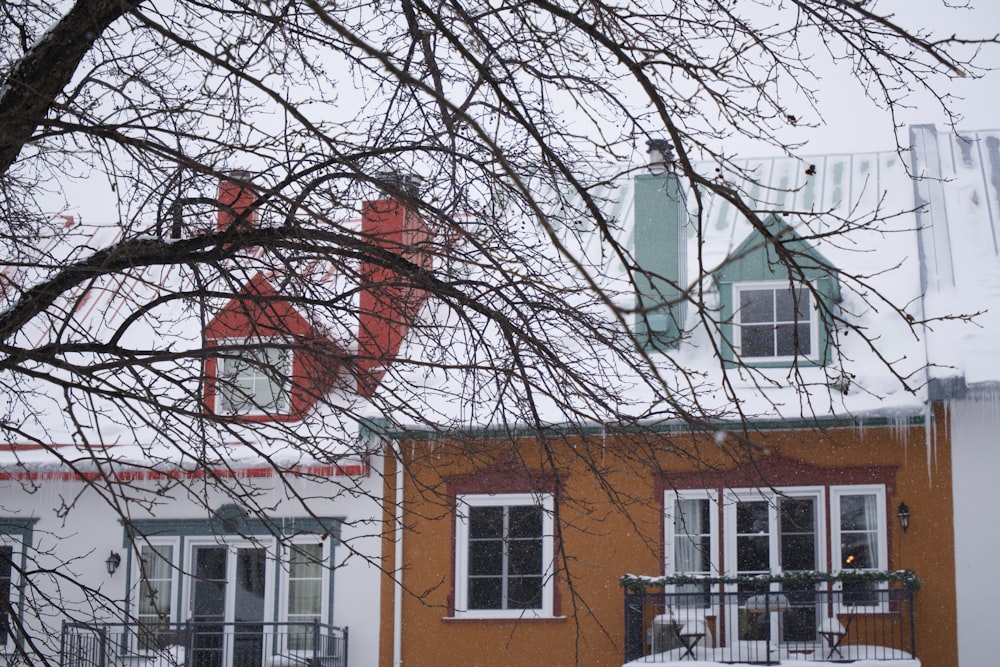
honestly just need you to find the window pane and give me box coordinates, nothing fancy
[737,501,770,573]
[737,501,769,534]
[775,287,810,322]
[741,325,775,357]
[288,543,323,618]
[508,506,542,539]
[469,540,503,575]
[469,506,503,538]
[737,536,770,571]
[288,581,322,616]
[289,544,323,580]
[740,290,774,323]
[138,545,173,620]
[468,577,502,609]
[840,495,874,531]
[841,534,876,569]
[775,323,811,356]
[781,535,816,571]
[780,498,817,572]
[508,540,542,576]
[506,576,543,609]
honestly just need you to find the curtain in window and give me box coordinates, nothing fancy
[674,499,707,573]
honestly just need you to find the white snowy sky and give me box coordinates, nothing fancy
[732,0,1000,156]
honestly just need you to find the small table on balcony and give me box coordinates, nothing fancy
[677,621,706,660]
[818,616,852,660]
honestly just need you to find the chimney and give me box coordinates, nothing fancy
[633,138,687,350]
[357,173,433,396]
[217,170,258,230]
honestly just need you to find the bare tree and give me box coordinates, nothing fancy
[0,0,993,664]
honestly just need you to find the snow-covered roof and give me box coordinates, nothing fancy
[908,125,1000,398]
[387,125,999,431]
[3,124,997,468]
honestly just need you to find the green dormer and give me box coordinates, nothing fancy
[715,215,840,367]
[633,160,688,351]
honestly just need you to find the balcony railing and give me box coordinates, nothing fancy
[623,577,916,664]
[60,620,348,667]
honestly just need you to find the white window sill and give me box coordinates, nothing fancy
[444,613,566,622]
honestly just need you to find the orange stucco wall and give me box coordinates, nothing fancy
[379,409,957,666]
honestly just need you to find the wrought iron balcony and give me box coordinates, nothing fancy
[623,575,917,664]
[60,620,348,667]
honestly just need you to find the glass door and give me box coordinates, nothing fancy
[190,544,269,667]
[724,491,824,660]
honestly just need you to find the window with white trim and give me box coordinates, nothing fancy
[216,344,292,415]
[831,486,888,609]
[734,283,816,360]
[665,491,719,608]
[131,537,331,653]
[136,542,178,649]
[454,493,555,618]
[664,484,888,642]
[283,541,327,650]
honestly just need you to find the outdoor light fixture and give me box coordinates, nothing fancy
[105,551,121,575]
[897,502,911,533]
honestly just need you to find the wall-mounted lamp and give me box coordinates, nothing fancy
[105,551,121,575]
[897,502,911,533]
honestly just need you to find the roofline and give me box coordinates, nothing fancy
[0,460,370,483]
[363,410,926,441]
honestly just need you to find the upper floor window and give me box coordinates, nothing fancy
[734,283,816,361]
[203,273,343,421]
[714,215,839,367]
[453,493,555,619]
[215,344,292,416]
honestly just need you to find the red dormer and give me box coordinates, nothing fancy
[203,273,342,421]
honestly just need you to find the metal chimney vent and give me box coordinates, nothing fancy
[376,172,423,197]
[646,139,675,174]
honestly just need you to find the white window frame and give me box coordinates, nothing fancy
[732,281,819,363]
[453,493,556,619]
[277,538,330,652]
[134,539,181,619]
[664,490,719,577]
[830,485,888,613]
[215,339,292,416]
[0,535,22,654]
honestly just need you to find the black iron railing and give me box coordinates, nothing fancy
[624,583,915,664]
[60,620,348,667]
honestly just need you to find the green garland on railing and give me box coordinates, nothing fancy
[620,569,920,593]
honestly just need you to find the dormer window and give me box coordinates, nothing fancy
[215,343,292,416]
[714,215,840,368]
[203,273,342,422]
[734,282,816,360]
